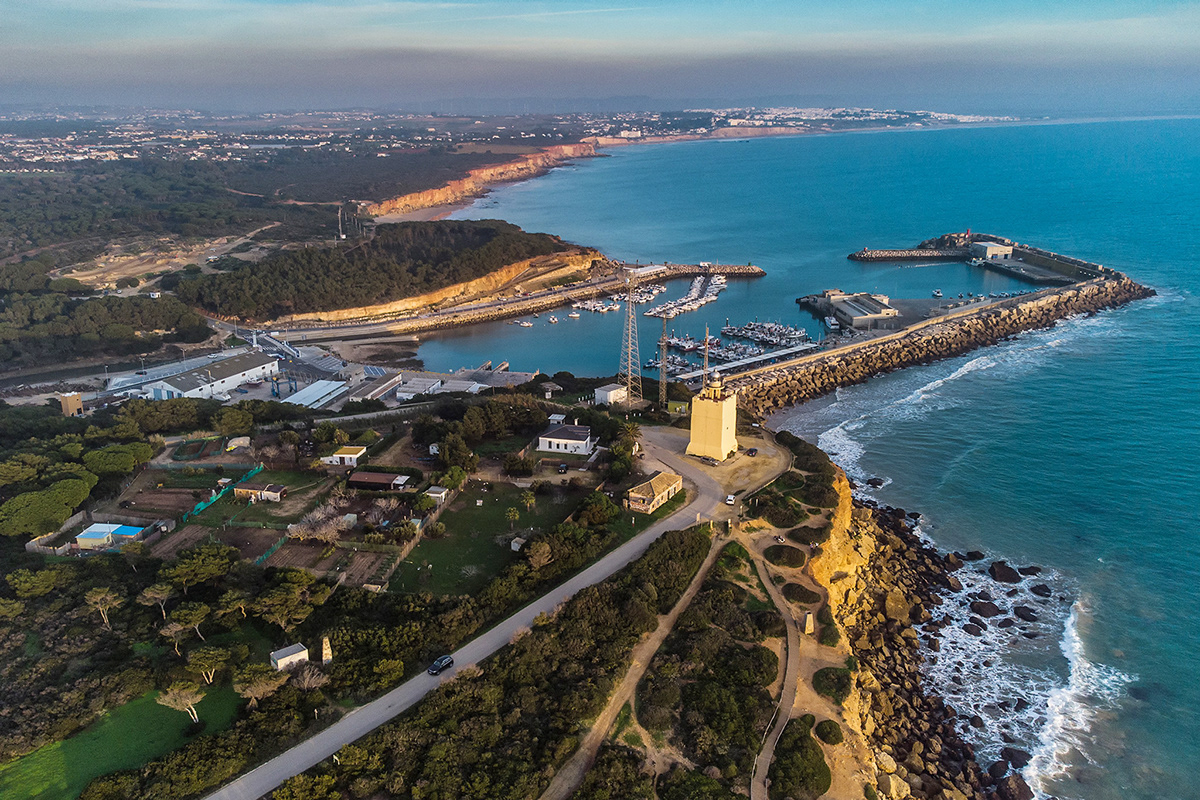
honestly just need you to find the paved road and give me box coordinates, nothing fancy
[204,429,725,800]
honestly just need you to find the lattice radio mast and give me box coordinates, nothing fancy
[658,315,669,406]
[702,325,711,389]
[618,276,643,408]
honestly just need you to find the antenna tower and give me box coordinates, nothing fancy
[618,277,643,408]
[702,325,710,388]
[658,315,669,406]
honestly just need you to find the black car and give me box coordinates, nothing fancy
[746,448,758,457]
[558,464,568,474]
[427,655,454,675]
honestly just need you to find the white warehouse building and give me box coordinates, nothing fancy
[143,352,278,400]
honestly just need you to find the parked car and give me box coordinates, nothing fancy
[725,495,736,506]
[427,655,454,675]
[558,463,568,474]
[746,448,758,457]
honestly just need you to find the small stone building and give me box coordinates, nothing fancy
[626,471,683,514]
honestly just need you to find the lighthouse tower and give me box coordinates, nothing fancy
[686,371,738,462]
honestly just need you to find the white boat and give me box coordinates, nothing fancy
[567,311,581,318]
[932,289,943,298]
[517,320,534,327]
[547,316,558,324]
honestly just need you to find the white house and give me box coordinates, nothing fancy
[320,445,367,467]
[594,383,628,406]
[537,423,596,455]
[269,643,309,670]
[143,351,278,400]
[425,486,451,505]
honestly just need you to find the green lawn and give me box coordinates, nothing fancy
[189,471,327,527]
[0,685,241,800]
[390,483,578,596]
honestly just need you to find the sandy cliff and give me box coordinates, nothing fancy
[363,143,596,217]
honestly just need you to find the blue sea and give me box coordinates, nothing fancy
[434,118,1200,799]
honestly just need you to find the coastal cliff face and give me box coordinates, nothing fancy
[267,249,598,325]
[811,476,998,800]
[737,276,1154,416]
[363,143,596,217]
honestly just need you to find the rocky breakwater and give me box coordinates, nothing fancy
[810,471,1035,800]
[363,143,596,217]
[735,275,1154,416]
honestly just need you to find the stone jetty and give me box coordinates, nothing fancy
[734,275,1154,416]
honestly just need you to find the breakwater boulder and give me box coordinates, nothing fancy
[735,276,1154,416]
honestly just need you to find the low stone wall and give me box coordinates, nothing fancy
[734,276,1154,416]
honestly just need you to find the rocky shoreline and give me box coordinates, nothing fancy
[734,275,1155,416]
[811,472,1042,800]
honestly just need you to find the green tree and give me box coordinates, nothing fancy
[212,407,253,438]
[188,646,230,684]
[171,601,211,641]
[137,582,176,619]
[254,570,331,632]
[84,586,123,630]
[158,543,237,594]
[577,491,620,526]
[157,681,205,723]
[437,432,478,473]
[0,598,25,620]
[505,507,519,531]
[520,490,536,512]
[160,621,189,656]
[233,664,289,709]
[217,588,250,620]
[6,567,67,598]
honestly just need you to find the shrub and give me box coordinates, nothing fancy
[763,545,806,568]
[782,583,821,605]
[788,523,832,545]
[865,785,880,800]
[768,715,831,800]
[815,719,843,745]
[813,667,853,705]
[818,624,841,648]
[817,604,834,626]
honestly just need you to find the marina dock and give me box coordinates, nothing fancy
[676,341,821,381]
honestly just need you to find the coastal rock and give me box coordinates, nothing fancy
[998,618,1015,628]
[988,562,1023,583]
[1017,566,1042,576]
[877,751,898,774]
[965,551,986,561]
[995,774,1035,800]
[962,623,983,637]
[1030,584,1053,598]
[886,590,914,621]
[945,553,964,570]
[970,601,1002,618]
[867,477,886,488]
[1013,606,1039,622]
[878,772,911,798]
[988,760,1010,779]
[1001,748,1032,769]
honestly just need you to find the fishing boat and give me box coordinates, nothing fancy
[517,320,534,328]
[932,289,943,298]
[547,316,558,324]
[567,311,580,318]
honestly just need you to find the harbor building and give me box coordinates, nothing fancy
[806,289,902,331]
[970,241,1014,260]
[143,351,278,400]
[686,372,738,462]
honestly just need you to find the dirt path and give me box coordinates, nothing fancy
[750,548,803,800]
[536,532,731,800]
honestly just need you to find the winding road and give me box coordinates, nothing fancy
[203,427,727,800]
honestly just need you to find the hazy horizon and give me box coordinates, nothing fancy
[4,0,1198,116]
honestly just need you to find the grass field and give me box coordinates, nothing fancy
[189,470,328,527]
[390,482,578,596]
[0,685,240,800]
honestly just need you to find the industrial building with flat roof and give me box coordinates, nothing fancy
[143,351,278,400]
[284,379,348,409]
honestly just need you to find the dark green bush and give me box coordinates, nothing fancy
[815,719,843,745]
[865,784,880,800]
[768,715,831,800]
[817,604,834,626]
[788,523,832,545]
[782,583,821,605]
[763,545,806,568]
[818,624,841,648]
[813,667,853,704]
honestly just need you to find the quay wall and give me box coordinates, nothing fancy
[733,275,1154,416]
[363,143,596,217]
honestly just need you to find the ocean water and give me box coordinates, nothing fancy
[441,118,1200,799]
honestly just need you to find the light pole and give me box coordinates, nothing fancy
[103,365,109,389]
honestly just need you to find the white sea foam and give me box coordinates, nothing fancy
[1026,600,1136,798]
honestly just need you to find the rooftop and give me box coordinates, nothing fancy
[628,471,682,499]
[155,351,276,393]
[540,423,593,442]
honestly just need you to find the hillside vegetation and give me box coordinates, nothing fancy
[176,220,570,321]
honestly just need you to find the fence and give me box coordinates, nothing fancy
[180,464,264,523]
[255,535,288,566]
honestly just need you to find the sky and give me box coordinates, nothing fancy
[3,0,1199,115]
